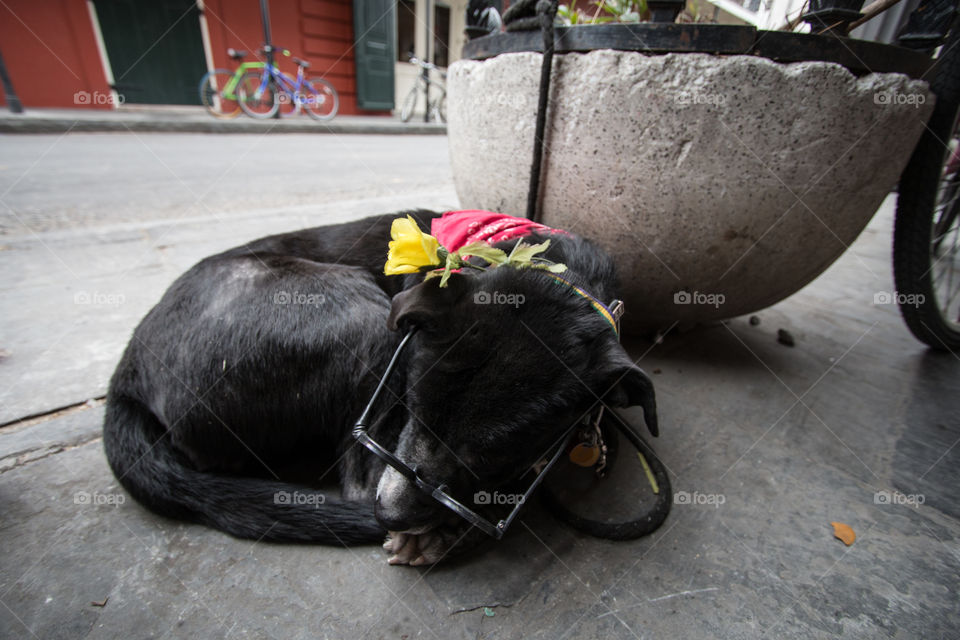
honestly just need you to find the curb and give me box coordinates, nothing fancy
[0,116,447,135]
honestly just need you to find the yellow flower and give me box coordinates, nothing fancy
[384,215,442,275]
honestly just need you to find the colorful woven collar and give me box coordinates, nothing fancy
[544,272,624,336]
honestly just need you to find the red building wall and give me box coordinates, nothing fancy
[0,0,111,109]
[1,0,383,115]
[204,0,382,116]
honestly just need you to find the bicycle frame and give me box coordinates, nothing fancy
[250,63,327,110]
[220,61,265,100]
[204,61,265,114]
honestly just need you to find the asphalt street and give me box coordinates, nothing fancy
[0,132,454,235]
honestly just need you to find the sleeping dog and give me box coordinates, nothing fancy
[103,210,657,565]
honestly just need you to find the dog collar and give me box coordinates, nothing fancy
[544,272,624,336]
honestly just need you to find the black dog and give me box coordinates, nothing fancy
[103,210,657,565]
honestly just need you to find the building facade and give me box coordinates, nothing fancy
[0,0,467,116]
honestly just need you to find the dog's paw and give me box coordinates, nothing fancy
[383,528,464,567]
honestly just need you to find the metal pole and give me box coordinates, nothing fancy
[261,0,274,67]
[423,0,431,123]
[260,0,280,118]
[0,48,23,114]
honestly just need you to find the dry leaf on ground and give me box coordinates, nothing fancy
[831,521,856,546]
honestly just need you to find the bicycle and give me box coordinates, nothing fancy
[237,45,339,121]
[400,55,446,123]
[198,48,265,119]
[893,13,960,351]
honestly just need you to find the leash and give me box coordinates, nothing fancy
[501,1,672,541]
[537,271,673,540]
[504,0,559,223]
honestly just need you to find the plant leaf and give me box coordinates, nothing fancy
[457,242,508,265]
[438,268,453,288]
[506,240,552,265]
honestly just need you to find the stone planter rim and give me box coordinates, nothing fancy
[461,23,932,79]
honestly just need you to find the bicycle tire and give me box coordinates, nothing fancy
[277,86,301,118]
[436,93,447,123]
[237,72,279,119]
[400,85,418,123]
[303,77,339,121]
[198,69,240,119]
[893,26,960,352]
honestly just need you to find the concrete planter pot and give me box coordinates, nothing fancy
[447,46,934,332]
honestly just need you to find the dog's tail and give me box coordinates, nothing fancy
[103,394,385,544]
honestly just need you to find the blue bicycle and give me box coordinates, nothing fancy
[237,45,339,121]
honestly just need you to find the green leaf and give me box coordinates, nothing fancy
[457,242,508,266]
[545,263,568,273]
[439,268,453,288]
[506,240,552,265]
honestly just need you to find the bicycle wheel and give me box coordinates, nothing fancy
[400,85,418,123]
[302,77,339,120]
[435,92,446,123]
[893,27,960,351]
[237,72,279,119]
[277,87,301,118]
[199,69,240,119]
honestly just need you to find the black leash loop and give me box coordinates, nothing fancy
[503,0,559,223]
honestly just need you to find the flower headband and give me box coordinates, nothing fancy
[383,215,567,287]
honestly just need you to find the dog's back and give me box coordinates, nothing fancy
[103,213,439,543]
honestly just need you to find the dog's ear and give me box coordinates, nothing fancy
[598,342,659,437]
[388,274,469,333]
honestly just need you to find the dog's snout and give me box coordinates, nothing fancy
[375,465,443,532]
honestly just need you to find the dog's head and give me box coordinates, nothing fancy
[374,267,657,534]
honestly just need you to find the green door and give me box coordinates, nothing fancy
[93,0,206,105]
[353,0,396,110]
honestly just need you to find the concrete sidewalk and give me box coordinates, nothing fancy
[0,106,447,135]
[1,192,957,639]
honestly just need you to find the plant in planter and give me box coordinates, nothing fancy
[558,0,649,24]
[445,4,936,333]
